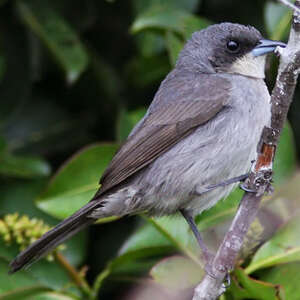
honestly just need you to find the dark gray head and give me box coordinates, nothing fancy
[177,23,285,78]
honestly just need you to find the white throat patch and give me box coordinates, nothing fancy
[228,53,266,79]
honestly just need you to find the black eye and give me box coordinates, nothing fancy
[227,40,239,52]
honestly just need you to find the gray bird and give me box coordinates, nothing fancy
[9,23,285,273]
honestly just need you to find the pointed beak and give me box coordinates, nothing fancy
[251,39,286,57]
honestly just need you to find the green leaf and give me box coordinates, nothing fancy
[119,216,202,265]
[36,144,118,219]
[126,55,170,87]
[17,0,89,83]
[135,32,166,57]
[133,0,201,15]
[0,254,79,297]
[182,15,211,39]
[24,292,77,300]
[273,122,297,184]
[227,268,284,300]
[0,153,51,179]
[246,216,300,274]
[165,31,184,66]
[260,263,300,300]
[131,7,193,36]
[0,179,87,268]
[196,187,243,231]
[116,108,147,142]
[264,2,292,40]
[150,255,204,290]
[0,285,49,300]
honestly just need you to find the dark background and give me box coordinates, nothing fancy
[0,1,299,299]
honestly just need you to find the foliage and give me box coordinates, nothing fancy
[0,0,299,299]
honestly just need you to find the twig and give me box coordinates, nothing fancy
[278,0,300,14]
[55,252,94,299]
[192,1,300,299]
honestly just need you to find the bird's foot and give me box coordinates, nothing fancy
[200,173,249,194]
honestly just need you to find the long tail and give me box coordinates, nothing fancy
[9,200,101,274]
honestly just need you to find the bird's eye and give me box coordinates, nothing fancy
[226,40,240,52]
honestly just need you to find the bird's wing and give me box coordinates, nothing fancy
[94,74,231,197]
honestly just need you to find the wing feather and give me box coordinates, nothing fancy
[94,74,231,197]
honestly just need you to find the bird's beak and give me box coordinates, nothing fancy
[251,39,286,57]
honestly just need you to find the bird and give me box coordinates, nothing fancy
[9,22,285,274]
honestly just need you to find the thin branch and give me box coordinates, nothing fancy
[278,0,300,14]
[55,252,94,299]
[192,1,300,299]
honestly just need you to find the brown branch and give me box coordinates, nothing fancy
[192,1,300,299]
[55,252,93,298]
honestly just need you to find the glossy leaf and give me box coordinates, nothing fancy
[264,2,291,40]
[228,268,284,300]
[116,108,147,142]
[150,255,204,290]
[36,144,118,219]
[17,0,89,83]
[246,216,300,274]
[260,263,300,300]
[0,153,51,179]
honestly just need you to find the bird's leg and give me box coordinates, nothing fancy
[180,209,214,270]
[197,173,249,195]
[180,209,232,286]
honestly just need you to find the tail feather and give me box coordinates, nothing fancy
[9,201,101,274]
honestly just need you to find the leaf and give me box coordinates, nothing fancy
[116,108,147,142]
[0,179,87,268]
[131,7,193,36]
[132,0,201,14]
[0,153,51,179]
[135,32,166,57]
[0,254,79,297]
[195,187,243,231]
[227,267,284,300]
[126,55,170,87]
[17,0,89,83]
[150,255,204,290]
[246,216,300,274]
[0,285,49,300]
[273,122,297,184]
[264,2,291,40]
[24,292,77,300]
[165,31,184,66]
[182,15,211,39]
[260,263,300,300]
[36,144,118,219]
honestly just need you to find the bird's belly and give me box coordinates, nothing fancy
[94,78,271,219]
[131,78,271,216]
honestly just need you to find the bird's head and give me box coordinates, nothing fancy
[177,22,286,78]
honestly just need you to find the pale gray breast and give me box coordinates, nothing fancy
[130,75,271,215]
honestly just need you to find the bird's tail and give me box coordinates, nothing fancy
[9,200,101,274]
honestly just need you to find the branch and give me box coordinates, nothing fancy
[192,2,300,299]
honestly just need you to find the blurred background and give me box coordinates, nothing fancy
[0,0,300,299]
